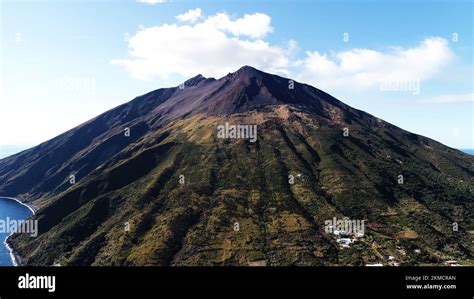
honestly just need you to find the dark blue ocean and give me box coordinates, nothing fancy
[0,198,33,266]
[460,149,474,155]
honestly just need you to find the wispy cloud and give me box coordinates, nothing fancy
[203,12,273,39]
[176,8,202,23]
[418,93,474,104]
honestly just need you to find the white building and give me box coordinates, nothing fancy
[366,263,383,267]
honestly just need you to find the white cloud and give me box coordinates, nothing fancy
[112,11,289,80]
[419,93,474,104]
[114,9,456,96]
[297,37,454,92]
[176,8,202,23]
[202,12,272,39]
[136,0,166,4]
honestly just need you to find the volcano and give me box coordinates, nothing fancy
[2,66,473,266]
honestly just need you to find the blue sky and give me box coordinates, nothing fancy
[0,0,472,155]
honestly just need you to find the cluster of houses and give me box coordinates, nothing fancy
[365,247,463,267]
[331,228,364,249]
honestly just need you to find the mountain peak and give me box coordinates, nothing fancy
[184,74,215,87]
[224,65,263,81]
[154,65,334,120]
[235,65,260,74]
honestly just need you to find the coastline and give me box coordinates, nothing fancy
[4,232,20,266]
[0,196,36,266]
[0,196,37,214]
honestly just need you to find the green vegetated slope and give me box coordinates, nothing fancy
[9,106,474,266]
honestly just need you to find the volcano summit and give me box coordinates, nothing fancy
[2,66,473,266]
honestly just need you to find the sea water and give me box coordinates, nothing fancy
[460,149,474,155]
[0,198,33,266]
